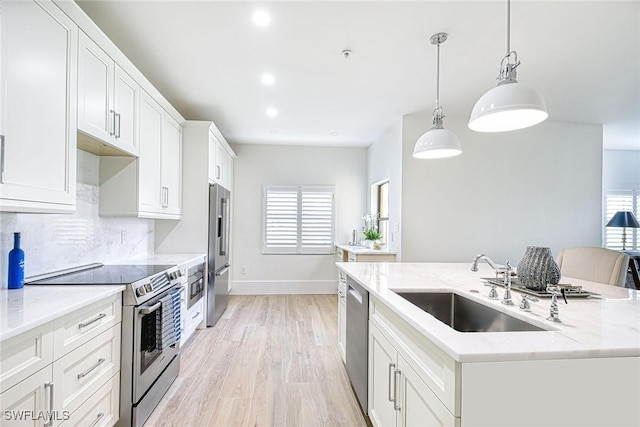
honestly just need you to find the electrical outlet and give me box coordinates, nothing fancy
[241,266,247,274]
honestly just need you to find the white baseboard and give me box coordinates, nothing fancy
[230,279,337,295]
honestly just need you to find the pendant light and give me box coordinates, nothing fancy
[468,0,548,132]
[413,32,462,159]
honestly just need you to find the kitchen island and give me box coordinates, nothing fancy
[337,262,640,427]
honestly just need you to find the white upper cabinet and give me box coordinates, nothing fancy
[77,31,138,156]
[0,0,78,213]
[161,114,182,215]
[210,133,233,190]
[138,91,164,214]
[99,91,182,219]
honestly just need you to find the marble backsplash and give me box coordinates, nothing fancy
[0,150,154,287]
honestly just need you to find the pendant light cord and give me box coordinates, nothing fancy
[435,41,440,109]
[506,0,511,54]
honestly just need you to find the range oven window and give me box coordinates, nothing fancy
[140,309,161,373]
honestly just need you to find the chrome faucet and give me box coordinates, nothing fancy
[471,254,507,272]
[471,254,514,305]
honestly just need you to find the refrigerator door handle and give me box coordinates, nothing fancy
[220,197,230,256]
[215,265,231,276]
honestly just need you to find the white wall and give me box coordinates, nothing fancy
[0,150,154,286]
[401,114,603,264]
[231,143,367,294]
[603,150,640,190]
[367,120,403,259]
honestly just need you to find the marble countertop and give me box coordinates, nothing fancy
[1,253,206,343]
[336,243,397,255]
[0,285,125,342]
[337,262,640,363]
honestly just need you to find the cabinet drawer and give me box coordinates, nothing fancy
[183,298,204,344]
[53,324,121,418]
[1,323,53,393]
[60,373,119,427]
[53,294,121,358]
[370,297,460,416]
[348,252,357,262]
[336,248,346,262]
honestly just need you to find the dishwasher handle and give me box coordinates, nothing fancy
[348,287,363,304]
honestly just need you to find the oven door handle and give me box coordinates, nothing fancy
[140,301,162,315]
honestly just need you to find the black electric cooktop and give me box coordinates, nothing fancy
[27,264,175,286]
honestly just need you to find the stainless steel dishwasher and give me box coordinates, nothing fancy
[345,276,369,413]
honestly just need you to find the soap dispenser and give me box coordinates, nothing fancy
[8,232,25,289]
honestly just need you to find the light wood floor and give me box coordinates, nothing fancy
[145,295,367,427]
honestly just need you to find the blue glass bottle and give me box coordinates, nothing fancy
[8,232,25,289]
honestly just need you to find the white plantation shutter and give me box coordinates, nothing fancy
[263,185,335,254]
[604,190,639,250]
[264,188,299,251]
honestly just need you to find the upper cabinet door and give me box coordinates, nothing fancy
[161,114,182,216]
[77,32,138,156]
[113,65,139,155]
[138,91,163,215]
[77,31,113,144]
[0,0,78,213]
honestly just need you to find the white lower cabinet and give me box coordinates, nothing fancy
[183,298,204,346]
[0,367,52,427]
[58,373,119,427]
[368,297,460,427]
[0,294,122,427]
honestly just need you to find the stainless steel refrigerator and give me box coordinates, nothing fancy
[207,183,231,327]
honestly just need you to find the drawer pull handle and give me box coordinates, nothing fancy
[44,382,54,427]
[79,313,107,328]
[77,358,106,379]
[394,369,402,411]
[388,362,396,402]
[191,312,200,320]
[89,412,105,427]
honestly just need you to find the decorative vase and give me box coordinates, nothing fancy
[516,246,561,291]
[363,239,374,249]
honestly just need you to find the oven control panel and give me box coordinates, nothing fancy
[127,266,181,305]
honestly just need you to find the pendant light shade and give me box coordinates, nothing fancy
[468,81,548,132]
[468,0,547,132]
[413,32,462,159]
[413,128,461,159]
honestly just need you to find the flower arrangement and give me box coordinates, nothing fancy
[362,213,382,243]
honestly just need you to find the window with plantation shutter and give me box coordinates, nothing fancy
[263,185,335,254]
[604,190,639,250]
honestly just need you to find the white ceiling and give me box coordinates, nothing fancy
[76,1,640,150]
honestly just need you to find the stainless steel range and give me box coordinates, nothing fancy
[27,263,184,427]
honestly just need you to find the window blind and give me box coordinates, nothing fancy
[604,190,638,250]
[263,185,335,254]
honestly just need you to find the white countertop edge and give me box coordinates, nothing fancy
[0,285,125,342]
[336,243,397,255]
[336,262,640,363]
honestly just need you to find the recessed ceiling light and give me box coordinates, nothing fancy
[261,73,275,85]
[330,132,339,136]
[270,130,278,134]
[266,108,278,117]
[252,9,271,27]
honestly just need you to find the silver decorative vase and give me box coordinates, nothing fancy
[516,246,561,291]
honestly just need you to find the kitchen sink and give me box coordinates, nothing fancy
[395,292,546,332]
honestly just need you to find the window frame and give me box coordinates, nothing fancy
[262,184,336,255]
